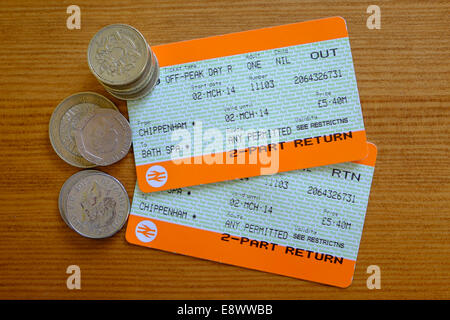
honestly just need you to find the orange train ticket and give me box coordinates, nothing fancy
[126,142,377,287]
[127,17,368,192]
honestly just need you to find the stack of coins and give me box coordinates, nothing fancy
[50,93,132,238]
[58,170,130,239]
[87,24,160,100]
[51,24,157,239]
[49,92,132,168]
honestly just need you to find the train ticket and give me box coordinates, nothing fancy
[128,17,368,192]
[126,142,377,287]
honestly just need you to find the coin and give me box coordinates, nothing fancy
[87,24,159,100]
[74,108,132,166]
[49,92,118,168]
[87,24,149,87]
[64,170,130,239]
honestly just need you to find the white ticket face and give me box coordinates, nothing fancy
[128,17,368,193]
[127,143,377,287]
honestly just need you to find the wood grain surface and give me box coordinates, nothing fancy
[0,0,449,300]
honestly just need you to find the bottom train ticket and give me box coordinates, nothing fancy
[126,142,377,287]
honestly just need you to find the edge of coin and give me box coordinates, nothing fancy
[107,52,160,101]
[58,170,93,229]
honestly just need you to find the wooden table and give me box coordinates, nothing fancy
[0,0,448,300]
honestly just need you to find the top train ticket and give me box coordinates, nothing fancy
[128,17,367,192]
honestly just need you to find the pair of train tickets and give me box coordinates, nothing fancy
[125,17,377,288]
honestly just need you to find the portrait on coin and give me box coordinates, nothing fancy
[89,115,119,153]
[80,181,117,229]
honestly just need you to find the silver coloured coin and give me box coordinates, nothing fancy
[87,24,149,86]
[64,170,130,239]
[49,92,118,168]
[88,25,159,100]
[74,109,132,166]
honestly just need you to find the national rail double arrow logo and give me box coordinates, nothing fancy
[135,220,158,243]
[145,165,168,188]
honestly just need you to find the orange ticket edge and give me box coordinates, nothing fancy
[126,142,377,288]
[126,215,356,288]
[137,129,368,193]
[354,142,377,166]
[152,16,349,67]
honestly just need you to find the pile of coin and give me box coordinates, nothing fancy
[58,170,130,239]
[50,92,132,238]
[49,92,132,168]
[51,23,157,239]
[87,24,160,100]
